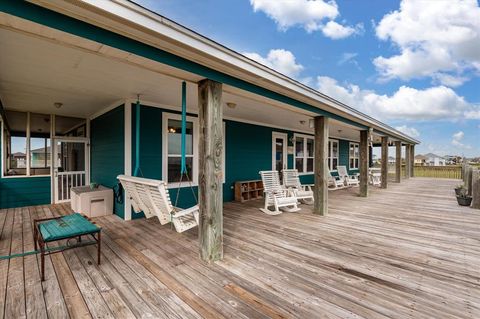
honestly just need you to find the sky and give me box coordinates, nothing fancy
[136,0,480,157]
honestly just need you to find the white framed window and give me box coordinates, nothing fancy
[162,112,225,188]
[328,139,339,171]
[162,113,199,188]
[349,142,359,169]
[294,134,314,174]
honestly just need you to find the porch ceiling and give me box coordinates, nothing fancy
[0,24,363,141]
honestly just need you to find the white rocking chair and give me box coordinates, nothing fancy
[368,168,381,187]
[337,166,360,187]
[117,175,199,233]
[282,169,314,205]
[259,170,300,215]
[328,170,346,190]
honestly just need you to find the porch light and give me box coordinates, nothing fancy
[54,102,63,109]
[299,120,306,125]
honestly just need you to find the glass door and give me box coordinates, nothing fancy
[272,132,288,174]
[53,140,88,203]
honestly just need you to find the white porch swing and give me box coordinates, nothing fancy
[118,82,200,233]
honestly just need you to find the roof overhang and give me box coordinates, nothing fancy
[3,0,419,144]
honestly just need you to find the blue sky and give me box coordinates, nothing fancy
[137,0,480,157]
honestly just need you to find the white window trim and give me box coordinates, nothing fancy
[349,142,360,170]
[293,133,314,175]
[328,139,339,172]
[162,112,225,189]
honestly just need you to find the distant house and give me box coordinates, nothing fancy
[414,155,427,166]
[423,153,446,166]
[11,152,26,168]
[388,156,395,164]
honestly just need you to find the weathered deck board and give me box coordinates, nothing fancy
[0,178,478,318]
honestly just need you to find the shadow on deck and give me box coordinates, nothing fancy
[0,178,479,318]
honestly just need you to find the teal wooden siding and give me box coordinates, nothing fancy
[0,122,51,209]
[0,177,51,209]
[90,105,125,218]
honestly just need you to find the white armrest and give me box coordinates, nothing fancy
[172,205,199,218]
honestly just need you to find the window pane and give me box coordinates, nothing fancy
[30,137,51,168]
[30,113,51,175]
[296,158,304,173]
[350,144,354,157]
[355,159,359,168]
[328,158,332,170]
[167,156,193,183]
[168,119,193,155]
[295,137,304,157]
[306,138,314,157]
[306,158,314,172]
[350,158,354,168]
[354,144,359,158]
[328,141,331,157]
[332,158,338,170]
[332,141,338,157]
[5,111,27,176]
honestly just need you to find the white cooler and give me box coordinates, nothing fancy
[70,185,113,218]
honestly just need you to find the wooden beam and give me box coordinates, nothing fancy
[198,79,223,262]
[381,136,388,189]
[466,166,473,197]
[359,130,369,197]
[313,116,329,215]
[472,169,480,209]
[410,145,415,178]
[405,145,411,179]
[395,141,401,183]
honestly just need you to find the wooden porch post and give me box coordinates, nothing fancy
[472,169,480,209]
[395,141,401,183]
[198,79,223,262]
[405,145,411,179]
[381,136,388,189]
[314,116,329,215]
[359,130,369,197]
[410,145,415,178]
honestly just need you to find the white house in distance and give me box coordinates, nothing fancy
[415,153,446,166]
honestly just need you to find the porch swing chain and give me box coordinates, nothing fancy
[173,81,197,219]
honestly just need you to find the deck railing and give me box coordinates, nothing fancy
[386,165,463,179]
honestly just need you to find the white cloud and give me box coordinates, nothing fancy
[250,0,360,39]
[243,49,304,78]
[322,21,357,39]
[395,125,420,138]
[451,131,471,149]
[374,0,480,85]
[316,76,479,121]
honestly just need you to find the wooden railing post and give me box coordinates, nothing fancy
[313,116,329,215]
[381,136,388,189]
[395,141,401,183]
[359,130,369,197]
[472,169,480,209]
[410,145,415,177]
[466,165,473,197]
[198,79,223,262]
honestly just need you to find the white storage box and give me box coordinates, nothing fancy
[70,185,113,218]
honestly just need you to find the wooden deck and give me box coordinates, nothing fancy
[0,178,479,318]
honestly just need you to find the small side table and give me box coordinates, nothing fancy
[71,185,113,218]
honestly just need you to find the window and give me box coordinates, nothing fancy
[30,113,51,175]
[328,139,339,171]
[162,112,225,188]
[349,142,359,169]
[294,134,314,173]
[4,111,27,176]
[166,117,195,184]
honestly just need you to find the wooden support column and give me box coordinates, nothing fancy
[198,79,223,262]
[410,145,415,178]
[472,169,480,209]
[313,116,329,215]
[381,136,388,189]
[466,165,473,197]
[395,141,401,183]
[359,130,369,197]
[405,145,411,179]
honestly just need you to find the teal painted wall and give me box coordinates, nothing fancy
[0,177,51,209]
[90,105,125,218]
[0,119,51,209]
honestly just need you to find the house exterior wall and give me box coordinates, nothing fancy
[0,132,51,208]
[124,103,358,219]
[90,105,125,218]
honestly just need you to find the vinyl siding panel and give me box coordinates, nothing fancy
[90,105,125,218]
[0,177,51,208]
